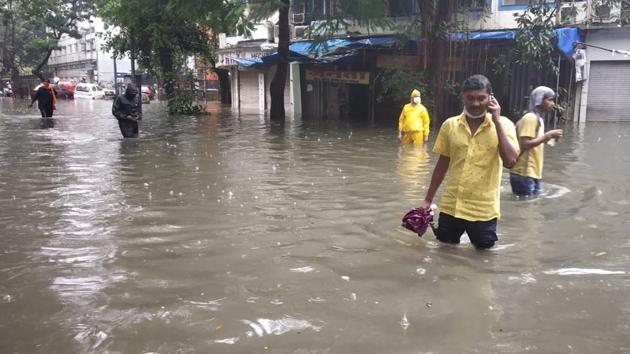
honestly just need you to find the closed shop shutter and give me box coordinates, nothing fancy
[587,61,630,122]
[239,71,260,111]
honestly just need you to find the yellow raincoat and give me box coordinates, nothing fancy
[398,89,430,145]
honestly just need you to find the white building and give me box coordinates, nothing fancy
[47,17,132,86]
[216,10,300,115]
[460,0,630,123]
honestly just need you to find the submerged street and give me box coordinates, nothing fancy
[1,99,629,353]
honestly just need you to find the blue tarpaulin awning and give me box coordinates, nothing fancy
[230,28,580,68]
[230,36,398,68]
[450,27,581,58]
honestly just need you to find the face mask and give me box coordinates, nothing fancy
[412,96,421,104]
[463,107,487,119]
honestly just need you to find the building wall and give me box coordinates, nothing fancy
[48,17,132,84]
[584,27,630,61]
[575,27,630,123]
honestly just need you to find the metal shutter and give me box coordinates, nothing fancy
[238,71,261,111]
[587,61,630,122]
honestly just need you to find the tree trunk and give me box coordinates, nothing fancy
[215,68,231,104]
[32,47,54,81]
[159,47,176,100]
[269,0,290,122]
[417,0,455,124]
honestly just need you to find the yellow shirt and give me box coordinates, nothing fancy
[399,103,430,135]
[433,113,519,221]
[511,113,544,179]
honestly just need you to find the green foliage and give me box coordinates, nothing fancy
[551,86,569,119]
[1,0,93,78]
[374,68,431,111]
[96,0,247,100]
[167,90,207,115]
[513,1,558,74]
[490,52,512,78]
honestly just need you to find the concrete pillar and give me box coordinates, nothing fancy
[289,62,302,118]
[258,72,265,112]
[231,66,240,112]
[577,61,591,126]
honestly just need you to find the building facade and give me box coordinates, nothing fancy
[218,1,629,123]
[47,18,132,86]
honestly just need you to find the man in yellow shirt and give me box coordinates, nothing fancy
[398,89,430,144]
[419,75,520,249]
[510,86,563,196]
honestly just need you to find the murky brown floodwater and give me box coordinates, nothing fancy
[1,98,629,353]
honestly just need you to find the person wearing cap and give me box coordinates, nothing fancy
[29,78,56,118]
[398,89,430,145]
[510,86,563,196]
[419,74,519,249]
[112,83,141,138]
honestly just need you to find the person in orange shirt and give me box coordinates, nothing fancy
[398,89,430,145]
[29,79,56,117]
[419,75,519,249]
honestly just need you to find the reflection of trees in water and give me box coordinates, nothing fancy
[396,144,431,200]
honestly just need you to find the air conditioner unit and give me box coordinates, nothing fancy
[622,0,630,22]
[594,4,615,23]
[559,4,578,24]
[292,13,305,25]
[292,25,309,39]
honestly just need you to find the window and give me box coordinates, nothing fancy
[301,0,337,21]
[458,0,490,11]
[386,0,418,17]
[500,0,555,10]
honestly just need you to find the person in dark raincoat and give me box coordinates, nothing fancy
[112,84,141,138]
[29,79,56,118]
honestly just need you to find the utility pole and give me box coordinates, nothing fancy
[130,39,142,117]
[113,56,118,95]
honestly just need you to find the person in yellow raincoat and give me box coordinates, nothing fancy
[398,89,430,145]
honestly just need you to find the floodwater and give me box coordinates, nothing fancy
[1,98,629,353]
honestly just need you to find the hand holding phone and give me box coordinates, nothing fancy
[487,94,501,120]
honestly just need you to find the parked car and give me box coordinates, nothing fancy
[74,83,106,99]
[56,81,76,99]
[141,85,155,100]
[102,87,116,99]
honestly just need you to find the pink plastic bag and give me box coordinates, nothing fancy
[402,207,434,237]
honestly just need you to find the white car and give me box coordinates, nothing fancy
[74,83,106,99]
[102,87,116,99]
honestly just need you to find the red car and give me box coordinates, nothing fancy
[141,85,155,100]
[56,81,76,99]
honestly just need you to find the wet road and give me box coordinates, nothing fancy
[1,98,629,353]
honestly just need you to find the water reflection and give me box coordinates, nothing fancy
[395,144,430,201]
[2,100,630,353]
